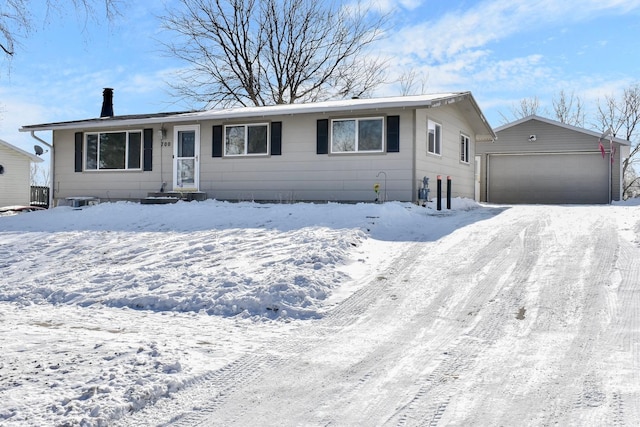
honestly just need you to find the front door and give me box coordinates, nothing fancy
[173,125,200,191]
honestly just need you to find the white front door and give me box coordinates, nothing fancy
[173,125,200,191]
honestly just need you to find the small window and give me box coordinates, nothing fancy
[224,124,269,156]
[460,133,470,163]
[85,131,142,170]
[331,118,384,153]
[428,120,442,155]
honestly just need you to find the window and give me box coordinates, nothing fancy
[224,124,269,156]
[460,133,470,163]
[331,118,384,153]
[428,120,442,155]
[85,131,142,170]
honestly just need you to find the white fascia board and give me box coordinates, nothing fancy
[20,93,469,132]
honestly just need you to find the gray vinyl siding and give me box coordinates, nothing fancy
[53,110,416,203]
[476,118,623,203]
[51,101,485,204]
[53,128,163,200]
[414,105,476,200]
[200,112,414,202]
[0,145,32,206]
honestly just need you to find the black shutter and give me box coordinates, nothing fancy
[386,115,400,153]
[212,125,223,157]
[271,121,282,155]
[317,119,329,154]
[74,132,83,172]
[143,128,153,171]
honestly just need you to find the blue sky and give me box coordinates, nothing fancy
[1,0,640,155]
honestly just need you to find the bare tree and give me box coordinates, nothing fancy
[0,0,121,59]
[552,89,585,127]
[397,68,428,96]
[499,96,548,124]
[30,162,50,186]
[594,83,640,199]
[160,0,387,107]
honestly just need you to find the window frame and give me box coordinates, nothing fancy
[330,117,385,154]
[223,123,270,157]
[84,130,143,171]
[460,133,471,163]
[427,119,442,156]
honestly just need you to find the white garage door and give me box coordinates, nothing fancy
[487,152,610,204]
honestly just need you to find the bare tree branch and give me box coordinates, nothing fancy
[594,83,640,199]
[552,89,585,127]
[499,96,548,124]
[0,0,121,61]
[161,0,388,107]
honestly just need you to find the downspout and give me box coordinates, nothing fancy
[29,131,54,208]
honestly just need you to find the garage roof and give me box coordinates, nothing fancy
[495,115,630,146]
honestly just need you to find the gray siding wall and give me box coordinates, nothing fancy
[414,105,477,201]
[0,145,31,206]
[52,103,482,204]
[53,108,416,203]
[476,118,624,202]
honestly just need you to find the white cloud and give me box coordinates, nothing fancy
[354,0,423,14]
[373,0,640,124]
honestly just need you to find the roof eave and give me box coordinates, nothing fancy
[19,93,496,143]
[0,139,43,162]
[20,93,474,132]
[496,115,631,146]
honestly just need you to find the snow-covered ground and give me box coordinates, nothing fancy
[1,199,639,426]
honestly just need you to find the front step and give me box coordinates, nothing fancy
[141,191,208,204]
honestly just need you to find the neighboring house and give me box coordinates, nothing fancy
[0,139,43,207]
[20,91,495,205]
[476,115,631,204]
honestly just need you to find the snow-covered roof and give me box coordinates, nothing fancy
[19,92,496,139]
[0,138,44,162]
[495,115,631,146]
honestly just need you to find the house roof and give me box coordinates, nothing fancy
[0,139,44,163]
[19,92,496,140]
[495,115,631,146]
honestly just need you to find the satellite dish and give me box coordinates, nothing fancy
[34,145,44,156]
[0,165,4,174]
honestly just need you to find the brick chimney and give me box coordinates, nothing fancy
[100,88,114,117]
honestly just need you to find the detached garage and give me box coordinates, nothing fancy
[477,115,630,204]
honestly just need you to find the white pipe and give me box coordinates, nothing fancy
[29,131,54,208]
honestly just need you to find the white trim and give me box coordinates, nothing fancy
[330,117,385,154]
[460,133,471,164]
[173,124,201,191]
[223,122,270,157]
[83,129,143,171]
[427,119,442,156]
[20,92,496,141]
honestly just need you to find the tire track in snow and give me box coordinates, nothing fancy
[545,217,619,426]
[115,352,282,427]
[169,211,536,426]
[116,206,640,427]
[601,231,640,426]
[384,213,546,426]
[477,212,623,427]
